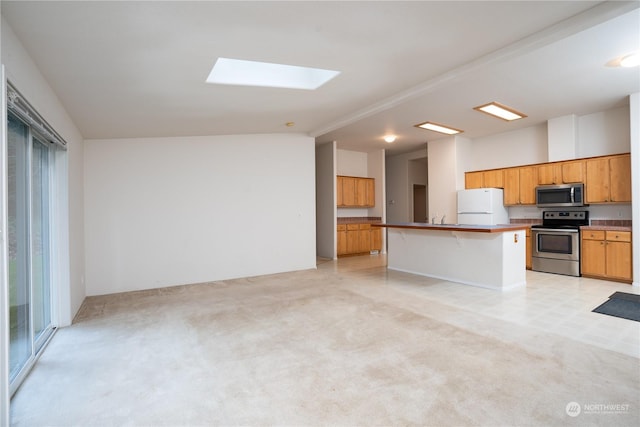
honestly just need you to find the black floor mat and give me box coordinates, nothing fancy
[592,292,640,322]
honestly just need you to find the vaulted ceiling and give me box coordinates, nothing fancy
[2,1,639,155]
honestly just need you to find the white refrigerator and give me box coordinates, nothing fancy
[457,188,509,225]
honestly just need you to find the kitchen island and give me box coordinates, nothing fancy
[373,223,527,291]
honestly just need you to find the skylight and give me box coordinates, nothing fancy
[206,58,340,90]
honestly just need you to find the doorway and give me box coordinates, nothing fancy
[413,184,427,222]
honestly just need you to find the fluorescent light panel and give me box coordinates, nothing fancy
[206,57,340,90]
[474,102,526,121]
[415,121,462,135]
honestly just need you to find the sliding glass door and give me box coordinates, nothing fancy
[8,112,31,381]
[7,111,54,389]
[31,136,52,348]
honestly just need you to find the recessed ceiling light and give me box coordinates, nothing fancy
[206,57,340,90]
[383,135,397,143]
[473,102,527,121]
[414,121,462,135]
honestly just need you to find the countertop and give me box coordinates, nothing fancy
[373,223,528,233]
[580,225,632,232]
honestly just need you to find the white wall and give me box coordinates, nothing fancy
[407,158,428,221]
[577,105,630,158]
[427,138,459,224]
[548,115,578,161]
[84,134,316,296]
[316,142,336,259]
[368,149,386,252]
[336,149,368,176]
[630,93,639,287]
[466,106,631,173]
[385,148,427,223]
[1,17,85,325]
[367,149,386,220]
[467,124,548,171]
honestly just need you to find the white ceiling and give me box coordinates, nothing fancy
[2,1,639,155]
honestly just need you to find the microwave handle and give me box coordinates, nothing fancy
[570,187,575,203]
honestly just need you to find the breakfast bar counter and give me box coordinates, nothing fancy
[373,223,527,290]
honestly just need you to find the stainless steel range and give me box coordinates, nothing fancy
[531,210,589,277]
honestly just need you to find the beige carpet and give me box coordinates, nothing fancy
[10,261,640,426]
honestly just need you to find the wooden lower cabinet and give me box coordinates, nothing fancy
[337,223,382,256]
[581,229,632,283]
[337,224,348,256]
[371,227,382,251]
[358,224,372,253]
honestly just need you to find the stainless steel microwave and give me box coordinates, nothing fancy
[536,183,585,207]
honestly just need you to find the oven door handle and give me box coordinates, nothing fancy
[532,228,580,233]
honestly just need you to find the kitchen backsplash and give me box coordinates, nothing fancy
[510,218,542,225]
[590,219,632,227]
[337,216,382,224]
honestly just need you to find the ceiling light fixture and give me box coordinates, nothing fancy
[473,102,527,121]
[620,53,640,68]
[383,135,397,143]
[605,52,640,68]
[414,121,462,135]
[206,57,340,90]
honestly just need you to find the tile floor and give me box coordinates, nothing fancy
[328,254,640,358]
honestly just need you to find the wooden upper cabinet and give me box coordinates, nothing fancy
[586,154,631,203]
[465,169,502,189]
[538,160,584,185]
[465,171,483,189]
[337,175,375,207]
[519,166,538,204]
[336,176,344,206]
[609,154,631,203]
[586,157,609,202]
[503,167,537,205]
[561,160,585,183]
[483,169,504,188]
[503,168,520,205]
[355,178,367,206]
[537,163,560,185]
[341,176,357,206]
[365,178,375,206]
[467,153,630,206]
